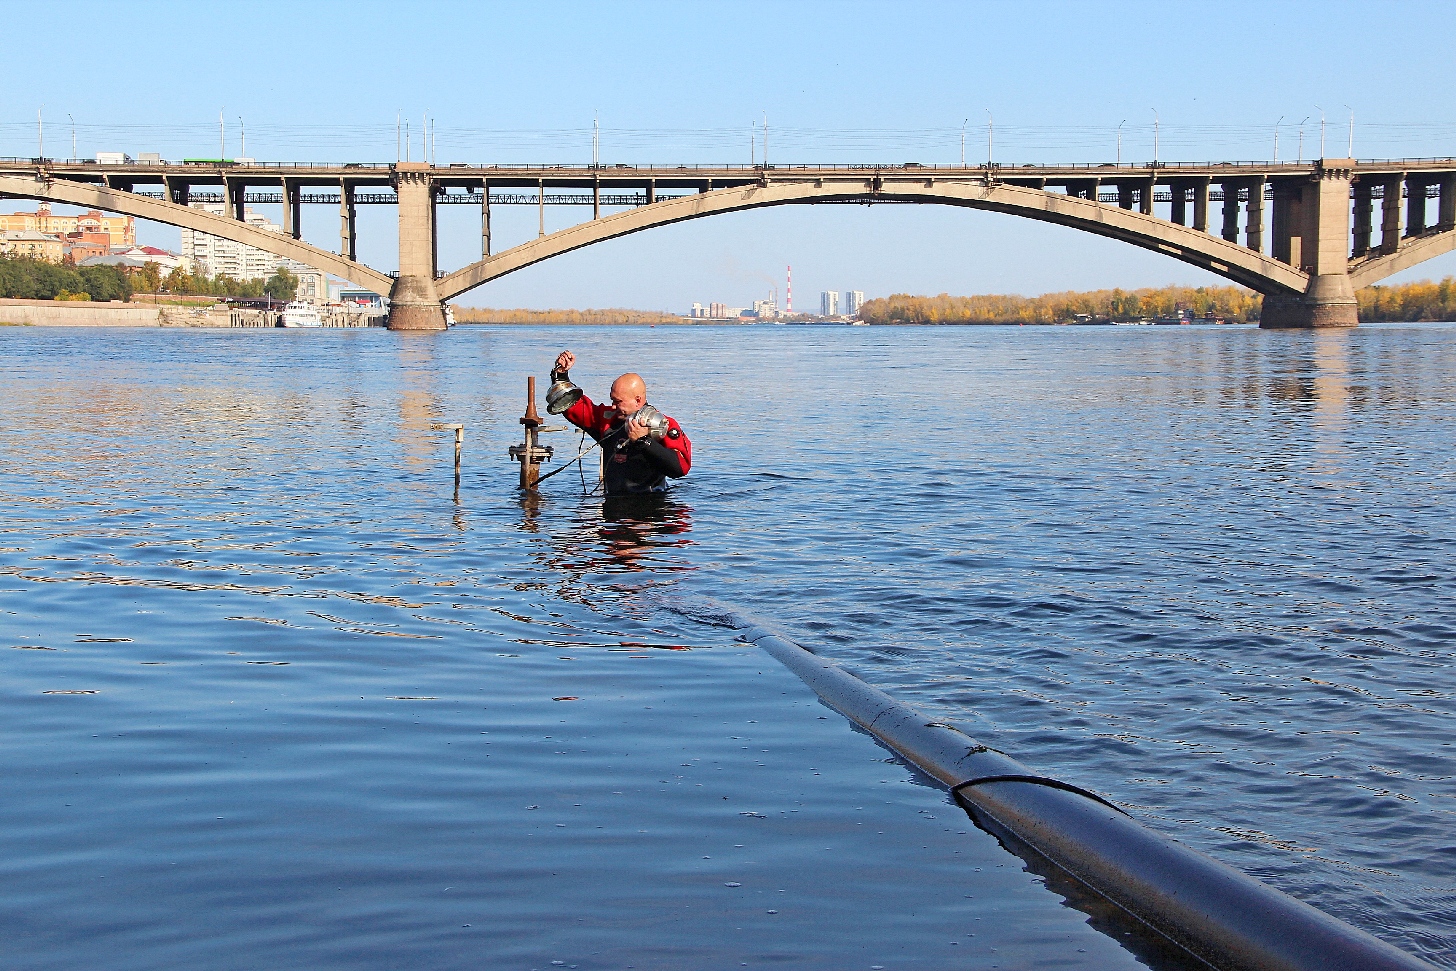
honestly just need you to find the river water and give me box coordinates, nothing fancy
[1,323,1452,969]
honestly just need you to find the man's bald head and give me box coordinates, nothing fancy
[609,372,647,415]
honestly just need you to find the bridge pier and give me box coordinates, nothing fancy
[1169,180,1187,225]
[1220,181,1241,243]
[388,162,447,331]
[1406,176,1428,236]
[1352,181,1373,257]
[1380,176,1402,254]
[1244,177,1265,252]
[1192,178,1210,232]
[481,179,492,257]
[1261,159,1358,328]
[339,181,357,261]
[282,178,302,239]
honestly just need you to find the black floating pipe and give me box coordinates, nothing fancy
[727,615,1435,971]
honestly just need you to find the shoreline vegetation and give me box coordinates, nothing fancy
[860,279,1456,325]
[4,252,1453,325]
[0,254,297,303]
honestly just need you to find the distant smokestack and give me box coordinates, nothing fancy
[786,265,792,313]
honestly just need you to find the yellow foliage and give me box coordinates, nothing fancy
[858,285,1259,325]
[1356,277,1456,322]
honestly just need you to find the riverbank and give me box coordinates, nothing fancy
[0,298,384,328]
[0,297,166,327]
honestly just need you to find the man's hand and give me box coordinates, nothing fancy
[554,350,575,373]
[624,415,650,441]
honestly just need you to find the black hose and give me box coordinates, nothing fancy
[715,608,1436,971]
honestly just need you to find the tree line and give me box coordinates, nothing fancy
[858,279,1456,325]
[131,263,298,301]
[0,254,132,302]
[857,285,1260,325]
[455,307,681,325]
[1357,278,1456,322]
[0,254,298,303]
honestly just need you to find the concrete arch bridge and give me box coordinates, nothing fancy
[4,156,1455,329]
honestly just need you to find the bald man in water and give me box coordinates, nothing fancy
[553,350,692,495]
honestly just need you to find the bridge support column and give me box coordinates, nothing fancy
[165,176,190,206]
[1406,176,1428,236]
[1169,180,1186,225]
[1139,177,1154,215]
[339,181,357,261]
[1352,181,1373,258]
[1220,181,1241,243]
[1193,178,1209,232]
[1261,159,1357,329]
[1440,174,1456,231]
[481,179,491,257]
[282,178,301,240]
[1244,177,1265,253]
[593,176,600,219]
[388,162,447,332]
[226,177,245,221]
[1270,178,1302,267]
[1380,176,1402,254]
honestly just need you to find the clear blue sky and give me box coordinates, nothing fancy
[4,0,1456,309]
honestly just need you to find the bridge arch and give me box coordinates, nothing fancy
[1348,228,1456,289]
[437,178,1309,301]
[0,174,394,294]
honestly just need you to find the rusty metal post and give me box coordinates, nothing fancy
[509,376,552,491]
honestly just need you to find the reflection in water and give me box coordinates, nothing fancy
[1311,331,1351,475]
[598,494,694,572]
[526,495,695,618]
[394,337,445,476]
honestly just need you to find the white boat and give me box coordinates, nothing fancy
[279,301,323,328]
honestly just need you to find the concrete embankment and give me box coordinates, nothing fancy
[0,297,168,327]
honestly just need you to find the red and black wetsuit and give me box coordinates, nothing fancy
[560,385,691,495]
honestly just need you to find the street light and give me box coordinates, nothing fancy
[1151,108,1159,165]
[960,118,968,167]
[68,113,75,160]
[37,106,43,159]
[1117,119,1125,164]
[1345,104,1354,158]
[985,109,993,167]
[1314,105,1326,158]
[1273,115,1283,163]
[1296,115,1309,162]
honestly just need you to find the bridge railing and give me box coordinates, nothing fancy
[5,156,1456,172]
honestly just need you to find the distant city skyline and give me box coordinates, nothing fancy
[3,0,1456,309]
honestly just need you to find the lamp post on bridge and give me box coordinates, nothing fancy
[1117,119,1125,164]
[960,118,967,167]
[1273,116,1283,163]
[1314,105,1326,158]
[37,106,43,159]
[1296,116,1308,162]
[1345,105,1354,158]
[1150,108,1158,166]
[985,109,992,168]
[68,113,75,161]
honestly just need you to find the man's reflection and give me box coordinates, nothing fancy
[526,494,695,591]
[597,495,694,572]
